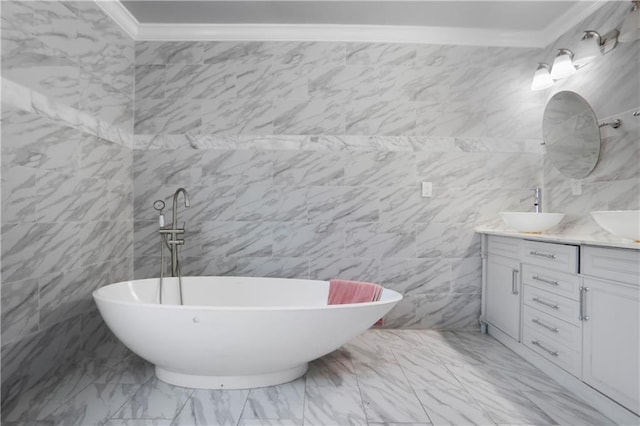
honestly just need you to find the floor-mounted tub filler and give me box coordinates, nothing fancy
[93,276,402,389]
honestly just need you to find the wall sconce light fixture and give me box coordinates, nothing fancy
[619,0,640,42]
[574,31,602,66]
[574,29,620,67]
[550,48,576,80]
[529,18,623,91]
[531,63,554,91]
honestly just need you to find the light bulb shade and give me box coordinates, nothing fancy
[619,3,640,42]
[550,49,576,79]
[574,31,601,67]
[531,63,553,91]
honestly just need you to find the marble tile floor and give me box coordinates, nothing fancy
[2,329,617,426]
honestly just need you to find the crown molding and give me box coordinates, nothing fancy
[135,23,546,47]
[95,0,140,39]
[95,0,608,48]
[541,0,608,47]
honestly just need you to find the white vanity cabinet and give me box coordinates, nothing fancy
[480,232,640,420]
[581,246,640,415]
[485,236,522,341]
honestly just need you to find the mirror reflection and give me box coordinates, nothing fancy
[542,91,601,179]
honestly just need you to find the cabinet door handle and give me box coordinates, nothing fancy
[511,269,519,295]
[529,250,557,259]
[532,275,559,286]
[531,340,559,357]
[532,318,559,333]
[579,286,590,321]
[532,297,560,310]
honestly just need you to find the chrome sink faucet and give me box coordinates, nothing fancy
[533,187,542,213]
[159,187,190,277]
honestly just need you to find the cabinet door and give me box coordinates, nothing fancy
[486,255,521,341]
[582,277,640,415]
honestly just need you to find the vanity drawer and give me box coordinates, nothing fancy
[523,326,581,378]
[488,236,522,259]
[523,285,581,326]
[523,305,581,352]
[522,264,581,301]
[522,240,578,273]
[581,246,640,286]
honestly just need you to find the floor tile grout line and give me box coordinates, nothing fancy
[439,344,500,425]
[390,345,435,425]
[445,331,559,426]
[33,367,98,422]
[448,331,528,424]
[521,388,619,426]
[36,355,138,423]
[104,375,155,423]
[346,343,371,426]
[501,387,562,426]
[301,371,308,426]
[236,384,253,425]
[170,388,196,424]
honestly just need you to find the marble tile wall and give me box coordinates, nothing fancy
[1,0,134,411]
[538,2,640,233]
[133,40,545,328]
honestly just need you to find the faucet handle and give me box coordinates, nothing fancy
[531,187,542,199]
[153,200,166,227]
[153,200,165,228]
[153,200,166,211]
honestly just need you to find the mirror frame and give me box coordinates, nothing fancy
[542,91,601,179]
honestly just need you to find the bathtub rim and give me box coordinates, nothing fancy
[93,276,403,311]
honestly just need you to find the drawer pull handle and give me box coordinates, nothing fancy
[579,286,590,321]
[532,275,559,286]
[531,340,559,357]
[532,297,560,310]
[532,318,559,333]
[511,269,519,295]
[529,250,557,259]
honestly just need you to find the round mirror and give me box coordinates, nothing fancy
[542,91,601,179]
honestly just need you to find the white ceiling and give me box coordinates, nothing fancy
[121,1,578,30]
[102,0,605,47]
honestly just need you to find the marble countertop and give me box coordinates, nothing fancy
[475,227,640,250]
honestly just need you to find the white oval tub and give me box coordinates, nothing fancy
[93,276,402,389]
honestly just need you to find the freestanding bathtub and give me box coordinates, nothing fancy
[92,276,402,389]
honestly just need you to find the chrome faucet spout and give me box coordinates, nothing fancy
[172,187,190,229]
[168,187,190,277]
[532,187,542,213]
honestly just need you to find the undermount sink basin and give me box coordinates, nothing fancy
[591,210,640,242]
[499,212,565,233]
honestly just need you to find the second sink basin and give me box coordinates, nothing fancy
[591,210,640,242]
[499,212,565,233]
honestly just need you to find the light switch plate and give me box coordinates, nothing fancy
[571,179,582,196]
[421,182,433,198]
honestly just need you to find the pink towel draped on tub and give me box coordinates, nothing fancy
[328,279,384,326]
